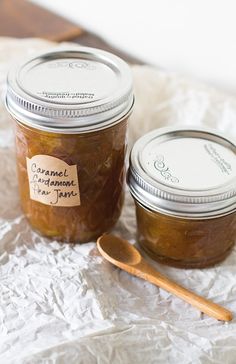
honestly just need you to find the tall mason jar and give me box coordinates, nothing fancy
[6,47,134,243]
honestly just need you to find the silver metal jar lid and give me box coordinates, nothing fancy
[6,47,134,133]
[128,126,236,218]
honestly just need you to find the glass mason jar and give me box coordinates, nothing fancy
[128,127,236,268]
[6,47,134,243]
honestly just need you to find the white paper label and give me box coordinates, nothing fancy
[26,155,81,207]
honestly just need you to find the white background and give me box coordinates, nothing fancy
[31,0,236,93]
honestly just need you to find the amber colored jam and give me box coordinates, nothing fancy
[135,201,236,268]
[15,117,128,243]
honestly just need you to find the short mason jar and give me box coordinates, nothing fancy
[127,127,236,268]
[6,47,134,243]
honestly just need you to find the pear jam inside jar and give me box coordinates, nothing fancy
[128,127,236,268]
[6,48,134,243]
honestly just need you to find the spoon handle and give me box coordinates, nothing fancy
[135,261,232,321]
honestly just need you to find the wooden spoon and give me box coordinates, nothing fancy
[97,234,233,322]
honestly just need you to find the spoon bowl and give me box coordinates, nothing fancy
[97,234,141,266]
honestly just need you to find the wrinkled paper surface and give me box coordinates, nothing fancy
[0,38,236,364]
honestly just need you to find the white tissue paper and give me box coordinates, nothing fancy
[0,38,236,364]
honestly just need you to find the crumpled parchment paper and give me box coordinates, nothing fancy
[0,38,236,364]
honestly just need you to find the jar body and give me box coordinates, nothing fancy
[135,201,236,268]
[15,117,128,243]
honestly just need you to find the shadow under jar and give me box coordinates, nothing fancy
[6,47,134,243]
[128,127,236,268]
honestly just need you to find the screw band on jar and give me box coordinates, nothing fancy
[128,126,236,219]
[6,47,134,133]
